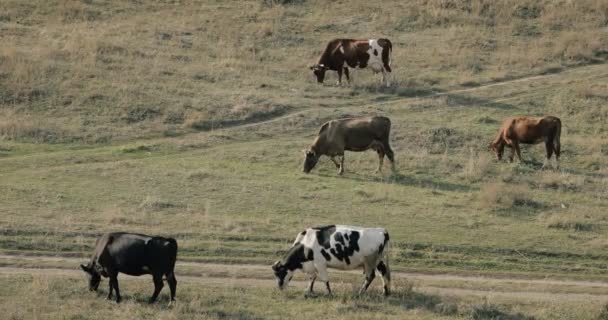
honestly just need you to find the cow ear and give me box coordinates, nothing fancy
[272,261,281,271]
[80,264,91,274]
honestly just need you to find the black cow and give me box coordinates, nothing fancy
[80,232,178,304]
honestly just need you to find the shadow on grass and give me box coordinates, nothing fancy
[316,171,472,192]
[388,173,472,192]
[337,287,536,320]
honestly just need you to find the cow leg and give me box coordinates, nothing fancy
[554,137,561,169]
[382,139,396,172]
[376,261,391,296]
[338,155,345,175]
[336,68,343,86]
[317,268,331,295]
[382,69,390,87]
[305,274,317,297]
[359,268,376,295]
[107,278,114,300]
[149,273,164,303]
[376,148,385,173]
[109,274,121,303]
[324,282,332,296]
[543,140,554,169]
[343,67,351,85]
[512,141,523,163]
[166,271,177,304]
[330,156,341,169]
[508,145,515,163]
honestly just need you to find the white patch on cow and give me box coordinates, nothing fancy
[367,39,385,73]
[142,266,150,272]
[298,225,386,271]
[339,45,344,54]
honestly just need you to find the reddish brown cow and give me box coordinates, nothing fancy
[490,116,561,168]
[310,38,393,87]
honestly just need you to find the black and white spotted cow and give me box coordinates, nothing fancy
[272,225,391,296]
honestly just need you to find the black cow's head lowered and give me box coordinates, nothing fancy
[302,150,320,173]
[271,261,294,290]
[310,64,329,83]
[80,263,101,291]
[272,244,312,290]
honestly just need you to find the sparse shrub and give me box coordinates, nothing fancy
[477,116,497,124]
[545,213,595,232]
[460,147,491,182]
[434,302,458,316]
[124,106,161,123]
[164,108,185,124]
[139,195,184,211]
[188,170,213,180]
[597,304,608,320]
[470,301,535,319]
[262,0,304,6]
[537,172,585,192]
[120,144,156,153]
[479,183,543,212]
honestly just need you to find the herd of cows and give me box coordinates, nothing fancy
[79,38,563,305]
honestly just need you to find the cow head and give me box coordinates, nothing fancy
[309,64,328,83]
[302,149,320,173]
[272,261,294,290]
[490,140,505,160]
[80,263,101,291]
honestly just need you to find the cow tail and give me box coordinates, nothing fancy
[382,232,390,281]
[554,118,561,157]
[167,238,178,270]
[554,118,561,146]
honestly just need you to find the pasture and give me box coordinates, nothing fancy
[1,0,608,319]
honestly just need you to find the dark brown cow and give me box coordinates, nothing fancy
[310,39,393,87]
[80,232,178,304]
[303,116,395,174]
[490,116,561,168]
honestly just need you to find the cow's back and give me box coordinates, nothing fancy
[299,225,387,270]
[97,232,177,275]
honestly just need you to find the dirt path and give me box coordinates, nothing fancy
[2,265,608,303]
[2,253,608,303]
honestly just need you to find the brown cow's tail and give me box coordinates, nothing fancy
[554,117,561,159]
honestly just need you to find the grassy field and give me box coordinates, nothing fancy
[2,0,608,319]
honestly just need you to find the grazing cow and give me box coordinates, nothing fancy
[80,232,178,304]
[272,225,391,296]
[490,116,561,168]
[303,116,395,175]
[310,38,393,87]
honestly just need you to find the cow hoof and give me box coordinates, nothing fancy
[168,300,176,307]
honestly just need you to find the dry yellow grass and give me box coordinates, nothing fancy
[1,0,607,143]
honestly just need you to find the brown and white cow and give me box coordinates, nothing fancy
[303,116,395,175]
[490,116,561,168]
[310,39,393,87]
